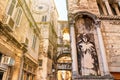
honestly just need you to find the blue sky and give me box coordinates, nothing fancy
[54,0,68,21]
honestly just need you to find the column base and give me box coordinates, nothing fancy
[73,74,114,80]
[72,71,79,79]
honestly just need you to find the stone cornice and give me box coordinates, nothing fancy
[24,53,38,66]
[97,15,120,20]
[0,22,27,53]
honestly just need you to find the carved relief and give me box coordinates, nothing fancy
[75,16,100,76]
[110,21,120,25]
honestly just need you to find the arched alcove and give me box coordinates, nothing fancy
[73,11,101,76]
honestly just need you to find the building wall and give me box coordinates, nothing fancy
[101,20,120,77]
[31,0,58,80]
[0,0,40,80]
[67,0,120,79]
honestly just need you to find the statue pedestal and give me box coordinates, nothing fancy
[73,75,114,80]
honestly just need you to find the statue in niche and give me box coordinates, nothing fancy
[77,33,100,76]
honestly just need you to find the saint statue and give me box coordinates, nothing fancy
[77,34,99,76]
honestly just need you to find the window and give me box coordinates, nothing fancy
[15,8,22,25]
[42,15,47,22]
[7,0,16,15]
[25,38,29,45]
[39,59,43,66]
[32,35,37,49]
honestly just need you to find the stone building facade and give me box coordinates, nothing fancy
[31,0,59,80]
[0,0,40,80]
[67,0,120,80]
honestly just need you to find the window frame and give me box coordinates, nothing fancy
[32,35,37,49]
[15,7,23,26]
[7,0,16,16]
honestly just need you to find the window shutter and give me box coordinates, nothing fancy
[16,8,22,25]
[8,0,16,15]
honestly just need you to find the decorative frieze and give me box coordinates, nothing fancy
[97,15,120,20]
[109,21,120,25]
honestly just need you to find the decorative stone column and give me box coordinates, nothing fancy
[11,52,23,80]
[113,3,120,16]
[95,20,110,75]
[99,0,108,15]
[103,0,113,15]
[69,17,79,78]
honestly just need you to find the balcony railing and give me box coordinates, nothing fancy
[57,63,72,70]
[62,46,71,54]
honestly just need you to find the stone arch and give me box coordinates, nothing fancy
[74,11,98,23]
[73,11,101,76]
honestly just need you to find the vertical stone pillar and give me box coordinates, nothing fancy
[119,2,120,7]
[95,21,110,75]
[69,19,79,77]
[18,57,24,80]
[11,52,22,80]
[99,0,108,15]
[113,3,120,16]
[103,0,113,15]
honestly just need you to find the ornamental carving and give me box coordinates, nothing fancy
[110,21,120,25]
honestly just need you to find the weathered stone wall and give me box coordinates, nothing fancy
[101,20,120,72]
[0,0,40,80]
[67,0,99,14]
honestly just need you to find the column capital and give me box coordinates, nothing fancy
[95,19,101,27]
[69,19,75,25]
[68,13,75,25]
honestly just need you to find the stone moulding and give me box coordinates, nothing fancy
[74,75,114,80]
[97,15,120,20]
[0,21,27,53]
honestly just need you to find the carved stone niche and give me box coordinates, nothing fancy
[75,14,100,76]
[72,12,113,79]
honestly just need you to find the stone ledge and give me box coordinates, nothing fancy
[73,75,114,80]
[97,15,120,20]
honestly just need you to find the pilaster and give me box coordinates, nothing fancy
[113,3,120,16]
[99,0,108,15]
[11,52,23,80]
[69,14,79,79]
[103,0,113,15]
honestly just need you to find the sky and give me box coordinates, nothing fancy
[54,0,68,21]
